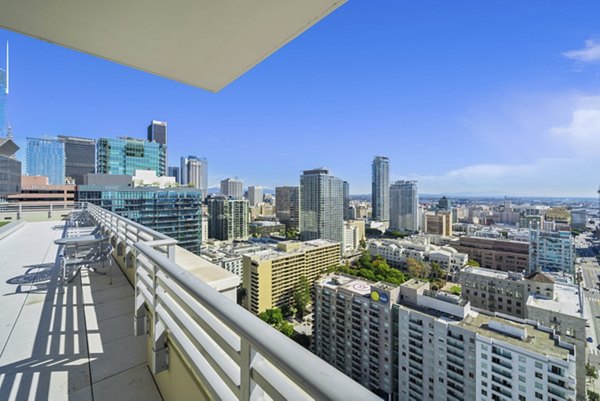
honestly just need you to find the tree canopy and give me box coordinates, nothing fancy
[258,308,295,337]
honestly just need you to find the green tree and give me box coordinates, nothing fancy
[258,307,295,337]
[449,285,461,296]
[359,238,366,249]
[589,390,600,401]
[293,276,311,319]
[258,308,284,325]
[430,262,445,280]
[277,321,294,337]
[587,362,599,382]
[466,259,480,267]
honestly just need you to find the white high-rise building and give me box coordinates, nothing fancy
[371,156,389,223]
[180,155,208,199]
[300,168,344,245]
[389,180,418,233]
[247,185,263,207]
[314,274,579,401]
[220,177,243,199]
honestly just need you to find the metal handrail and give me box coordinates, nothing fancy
[135,241,380,401]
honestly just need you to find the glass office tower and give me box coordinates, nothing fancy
[371,156,389,223]
[300,168,344,244]
[77,186,203,254]
[96,137,166,176]
[26,137,65,185]
[58,135,96,184]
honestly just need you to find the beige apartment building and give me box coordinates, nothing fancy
[243,239,340,314]
[454,236,529,272]
[424,211,452,236]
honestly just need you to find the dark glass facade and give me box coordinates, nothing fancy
[0,154,20,197]
[78,187,202,253]
[147,121,167,145]
[59,135,96,185]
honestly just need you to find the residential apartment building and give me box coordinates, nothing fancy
[371,156,389,223]
[26,137,65,185]
[314,275,397,397]
[243,239,340,314]
[96,137,166,176]
[219,177,243,199]
[529,229,574,274]
[314,274,579,401]
[453,236,529,272]
[424,211,452,236]
[368,238,467,271]
[275,186,300,231]
[58,135,96,185]
[389,180,418,233]
[300,168,344,245]
[180,156,208,197]
[0,137,20,197]
[206,195,249,241]
[247,185,263,207]
[459,266,586,399]
[343,220,366,256]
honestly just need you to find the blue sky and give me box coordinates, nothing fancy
[2,2,600,197]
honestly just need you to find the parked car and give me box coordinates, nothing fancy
[587,337,593,343]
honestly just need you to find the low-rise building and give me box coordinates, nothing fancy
[7,175,75,203]
[249,221,285,238]
[453,236,529,272]
[368,238,467,272]
[459,266,586,398]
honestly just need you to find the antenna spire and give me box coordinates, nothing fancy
[5,41,8,95]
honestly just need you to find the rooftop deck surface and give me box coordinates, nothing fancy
[0,221,162,401]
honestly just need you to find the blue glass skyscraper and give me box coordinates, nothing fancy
[26,137,66,185]
[97,137,166,176]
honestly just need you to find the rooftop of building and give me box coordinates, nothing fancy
[526,283,583,318]
[461,266,525,281]
[524,271,555,284]
[457,312,572,359]
[318,273,397,297]
[247,239,339,261]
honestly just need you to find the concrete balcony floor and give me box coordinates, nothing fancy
[0,221,162,401]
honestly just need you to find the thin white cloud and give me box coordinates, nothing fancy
[563,39,600,63]
[394,157,597,198]
[550,95,600,151]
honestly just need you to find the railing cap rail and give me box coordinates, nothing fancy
[135,241,381,401]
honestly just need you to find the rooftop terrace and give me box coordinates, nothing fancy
[0,220,161,400]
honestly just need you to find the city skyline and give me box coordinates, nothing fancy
[1,3,600,196]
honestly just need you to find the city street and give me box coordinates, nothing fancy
[575,231,600,394]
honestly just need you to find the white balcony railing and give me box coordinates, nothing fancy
[84,202,381,401]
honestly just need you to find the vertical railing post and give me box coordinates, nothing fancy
[150,260,168,374]
[48,203,53,218]
[239,338,256,401]
[17,203,21,220]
